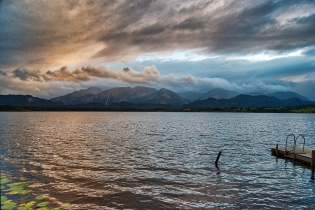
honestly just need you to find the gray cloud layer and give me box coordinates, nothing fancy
[2,61,314,100]
[0,70,7,76]
[1,0,314,100]
[8,64,303,95]
[12,65,164,84]
[1,0,315,68]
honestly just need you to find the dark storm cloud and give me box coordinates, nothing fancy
[123,67,130,72]
[11,65,162,84]
[93,0,315,58]
[13,68,42,81]
[1,0,315,68]
[0,70,6,76]
[1,0,315,100]
[9,64,197,87]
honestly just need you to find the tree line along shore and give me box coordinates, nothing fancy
[0,105,314,113]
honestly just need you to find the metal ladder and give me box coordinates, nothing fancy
[285,134,306,159]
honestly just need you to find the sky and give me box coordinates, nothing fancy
[0,0,315,100]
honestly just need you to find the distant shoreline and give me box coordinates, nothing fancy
[0,105,314,113]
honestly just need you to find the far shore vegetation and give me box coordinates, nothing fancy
[0,105,314,113]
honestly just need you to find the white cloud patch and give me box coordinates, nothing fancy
[192,77,292,94]
[275,4,315,26]
[136,50,217,62]
[226,50,303,62]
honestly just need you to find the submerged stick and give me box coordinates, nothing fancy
[312,150,315,170]
[215,151,222,166]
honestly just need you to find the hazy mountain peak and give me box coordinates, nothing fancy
[59,87,102,97]
[199,88,239,100]
[82,87,103,94]
[185,94,315,109]
[178,91,204,102]
[92,86,158,105]
[266,91,310,101]
[159,88,171,92]
[0,95,63,107]
[142,88,189,106]
[132,86,157,97]
[133,86,156,90]
[51,87,103,104]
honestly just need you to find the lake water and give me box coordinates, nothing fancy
[1,112,315,209]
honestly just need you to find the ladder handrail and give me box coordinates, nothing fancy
[295,134,305,153]
[285,134,295,153]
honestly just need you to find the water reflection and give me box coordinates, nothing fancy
[1,112,315,209]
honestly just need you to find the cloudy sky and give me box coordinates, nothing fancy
[0,0,315,100]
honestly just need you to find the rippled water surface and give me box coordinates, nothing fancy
[1,112,315,209]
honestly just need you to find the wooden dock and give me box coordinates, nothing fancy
[271,146,315,168]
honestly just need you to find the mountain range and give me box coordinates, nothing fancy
[51,87,103,104]
[0,95,63,107]
[266,92,310,101]
[184,94,314,109]
[51,86,187,106]
[179,89,311,101]
[199,88,239,100]
[51,86,312,105]
[0,86,314,109]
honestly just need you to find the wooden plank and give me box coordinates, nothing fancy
[312,150,315,169]
[271,146,315,166]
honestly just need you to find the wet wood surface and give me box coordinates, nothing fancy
[271,146,315,167]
